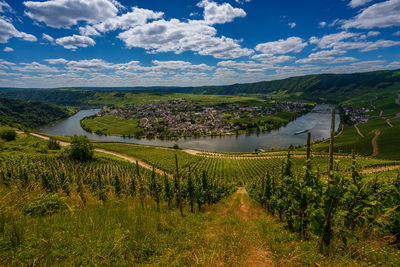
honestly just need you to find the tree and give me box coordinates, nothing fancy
[0,129,16,141]
[48,138,61,150]
[68,135,93,161]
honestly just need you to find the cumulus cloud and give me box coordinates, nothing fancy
[393,30,400,36]
[348,0,374,8]
[24,0,121,28]
[309,31,358,49]
[42,33,54,42]
[296,49,357,64]
[310,31,400,52]
[97,7,162,32]
[11,62,59,72]
[288,22,296,28]
[0,0,12,13]
[342,0,400,29]
[318,21,327,28]
[117,19,252,59]
[197,0,246,25]
[45,58,68,64]
[254,37,307,57]
[3,47,13,52]
[0,17,37,43]
[55,35,95,50]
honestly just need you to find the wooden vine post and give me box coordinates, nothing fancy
[328,109,335,182]
[175,154,183,216]
[306,132,311,177]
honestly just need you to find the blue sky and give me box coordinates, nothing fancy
[0,0,400,88]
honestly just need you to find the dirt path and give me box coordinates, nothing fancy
[386,119,393,127]
[371,130,380,157]
[354,124,365,137]
[204,187,272,266]
[361,165,400,174]
[25,132,171,176]
[396,93,400,105]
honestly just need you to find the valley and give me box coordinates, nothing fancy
[0,69,400,266]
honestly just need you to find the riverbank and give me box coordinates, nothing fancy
[40,105,340,153]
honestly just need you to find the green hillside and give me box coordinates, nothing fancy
[1,69,400,105]
[0,98,73,128]
[172,69,400,102]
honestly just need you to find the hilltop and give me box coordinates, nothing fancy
[1,69,400,105]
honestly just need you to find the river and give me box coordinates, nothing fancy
[39,104,340,152]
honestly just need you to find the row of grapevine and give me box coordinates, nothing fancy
[0,153,235,214]
[247,151,400,254]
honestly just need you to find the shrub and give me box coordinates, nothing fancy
[22,194,67,216]
[68,135,93,161]
[48,138,61,150]
[0,129,16,141]
[173,144,180,149]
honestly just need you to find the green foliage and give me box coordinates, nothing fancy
[68,135,94,161]
[48,138,61,150]
[22,194,67,216]
[0,129,16,141]
[0,97,72,127]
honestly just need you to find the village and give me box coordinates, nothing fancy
[341,105,370,124]
[96,99,312,138]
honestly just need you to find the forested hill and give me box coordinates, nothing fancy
[170,69,400,101]
[0,89,95,106]
[0,69,399,104]
[0,98,72,128]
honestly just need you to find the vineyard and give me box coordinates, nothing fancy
[0,132,399,265]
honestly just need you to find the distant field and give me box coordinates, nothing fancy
[81,115,142,137]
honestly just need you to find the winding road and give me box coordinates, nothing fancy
[371,130,381,157]
[354,124,365,138]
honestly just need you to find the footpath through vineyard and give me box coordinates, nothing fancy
[196,187,273,266]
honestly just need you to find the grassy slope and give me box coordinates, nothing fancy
[2,184,399,266]
[312,85,400,160]
[81,115,141,136]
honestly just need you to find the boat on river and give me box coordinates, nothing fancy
[294,129,309,135]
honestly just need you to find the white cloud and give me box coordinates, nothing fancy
[66,59,112,71]
[367,31,380,37]
[99,7,162,32]
[118,19,252,59]
[78,26,101,37]
[3,47,13,52]
[42,33,54,42]
[0,59,15,69]
[394,30,400,36]
[348,0,374,8]
[251,54,294,63]
[24,0,121,28]
[309,31,358,49]
[255,37,307,57]
[217,60,274,72]
[235,0,251,4]
[197,0,246,25]
[150,60,213,72]
[11,62,59,72]
[342,0,400,29]
[319,21,327,28]
[0,17,37,43]
[0,0,12,13]
[55,35,95,50]
[45,58,68,64]
[288,22,296,28]
[296,49,357,64]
